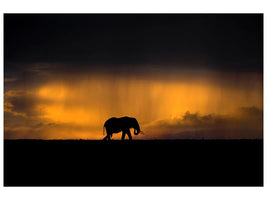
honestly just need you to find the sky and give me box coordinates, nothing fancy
[4,14,263,139]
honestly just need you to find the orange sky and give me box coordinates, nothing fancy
[4,69,263,139]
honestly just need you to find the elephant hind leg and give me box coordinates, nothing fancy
[103,135,111,140]
[103,135,108,140]
[103,130,112,141]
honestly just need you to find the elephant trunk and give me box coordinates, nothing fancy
[134,123,140,135]
[134,129,140,135]
[131,118,141,135]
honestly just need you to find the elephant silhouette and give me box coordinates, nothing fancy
[103,116,143,140]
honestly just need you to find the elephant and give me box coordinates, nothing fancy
[103,116,143,140]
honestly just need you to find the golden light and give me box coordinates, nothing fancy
[4,71,263,139]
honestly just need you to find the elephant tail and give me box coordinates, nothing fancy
[103,125,106,136]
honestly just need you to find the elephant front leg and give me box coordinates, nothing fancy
[126,129,132,140]
[121,132,126,141]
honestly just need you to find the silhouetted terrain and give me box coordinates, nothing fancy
[4,139,263,186]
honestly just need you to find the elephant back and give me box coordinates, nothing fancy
[104,116,131,129]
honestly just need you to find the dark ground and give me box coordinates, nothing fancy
[4,139,263,186]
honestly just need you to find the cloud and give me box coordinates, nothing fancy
[144,107,263,139]
[5,15,263,74]
[237,106,263,119]
[4,90,44,117]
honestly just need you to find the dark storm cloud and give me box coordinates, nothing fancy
[150,111,229,129]
[4,62,54,95]
[4,111,56,129]
[237,106,263,119]
[4,14,263,77]
[146,107,263,139]
[4,90,41,117]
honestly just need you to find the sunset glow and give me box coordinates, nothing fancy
[4,70,263,139]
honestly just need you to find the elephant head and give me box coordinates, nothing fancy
[131,117,141,135]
